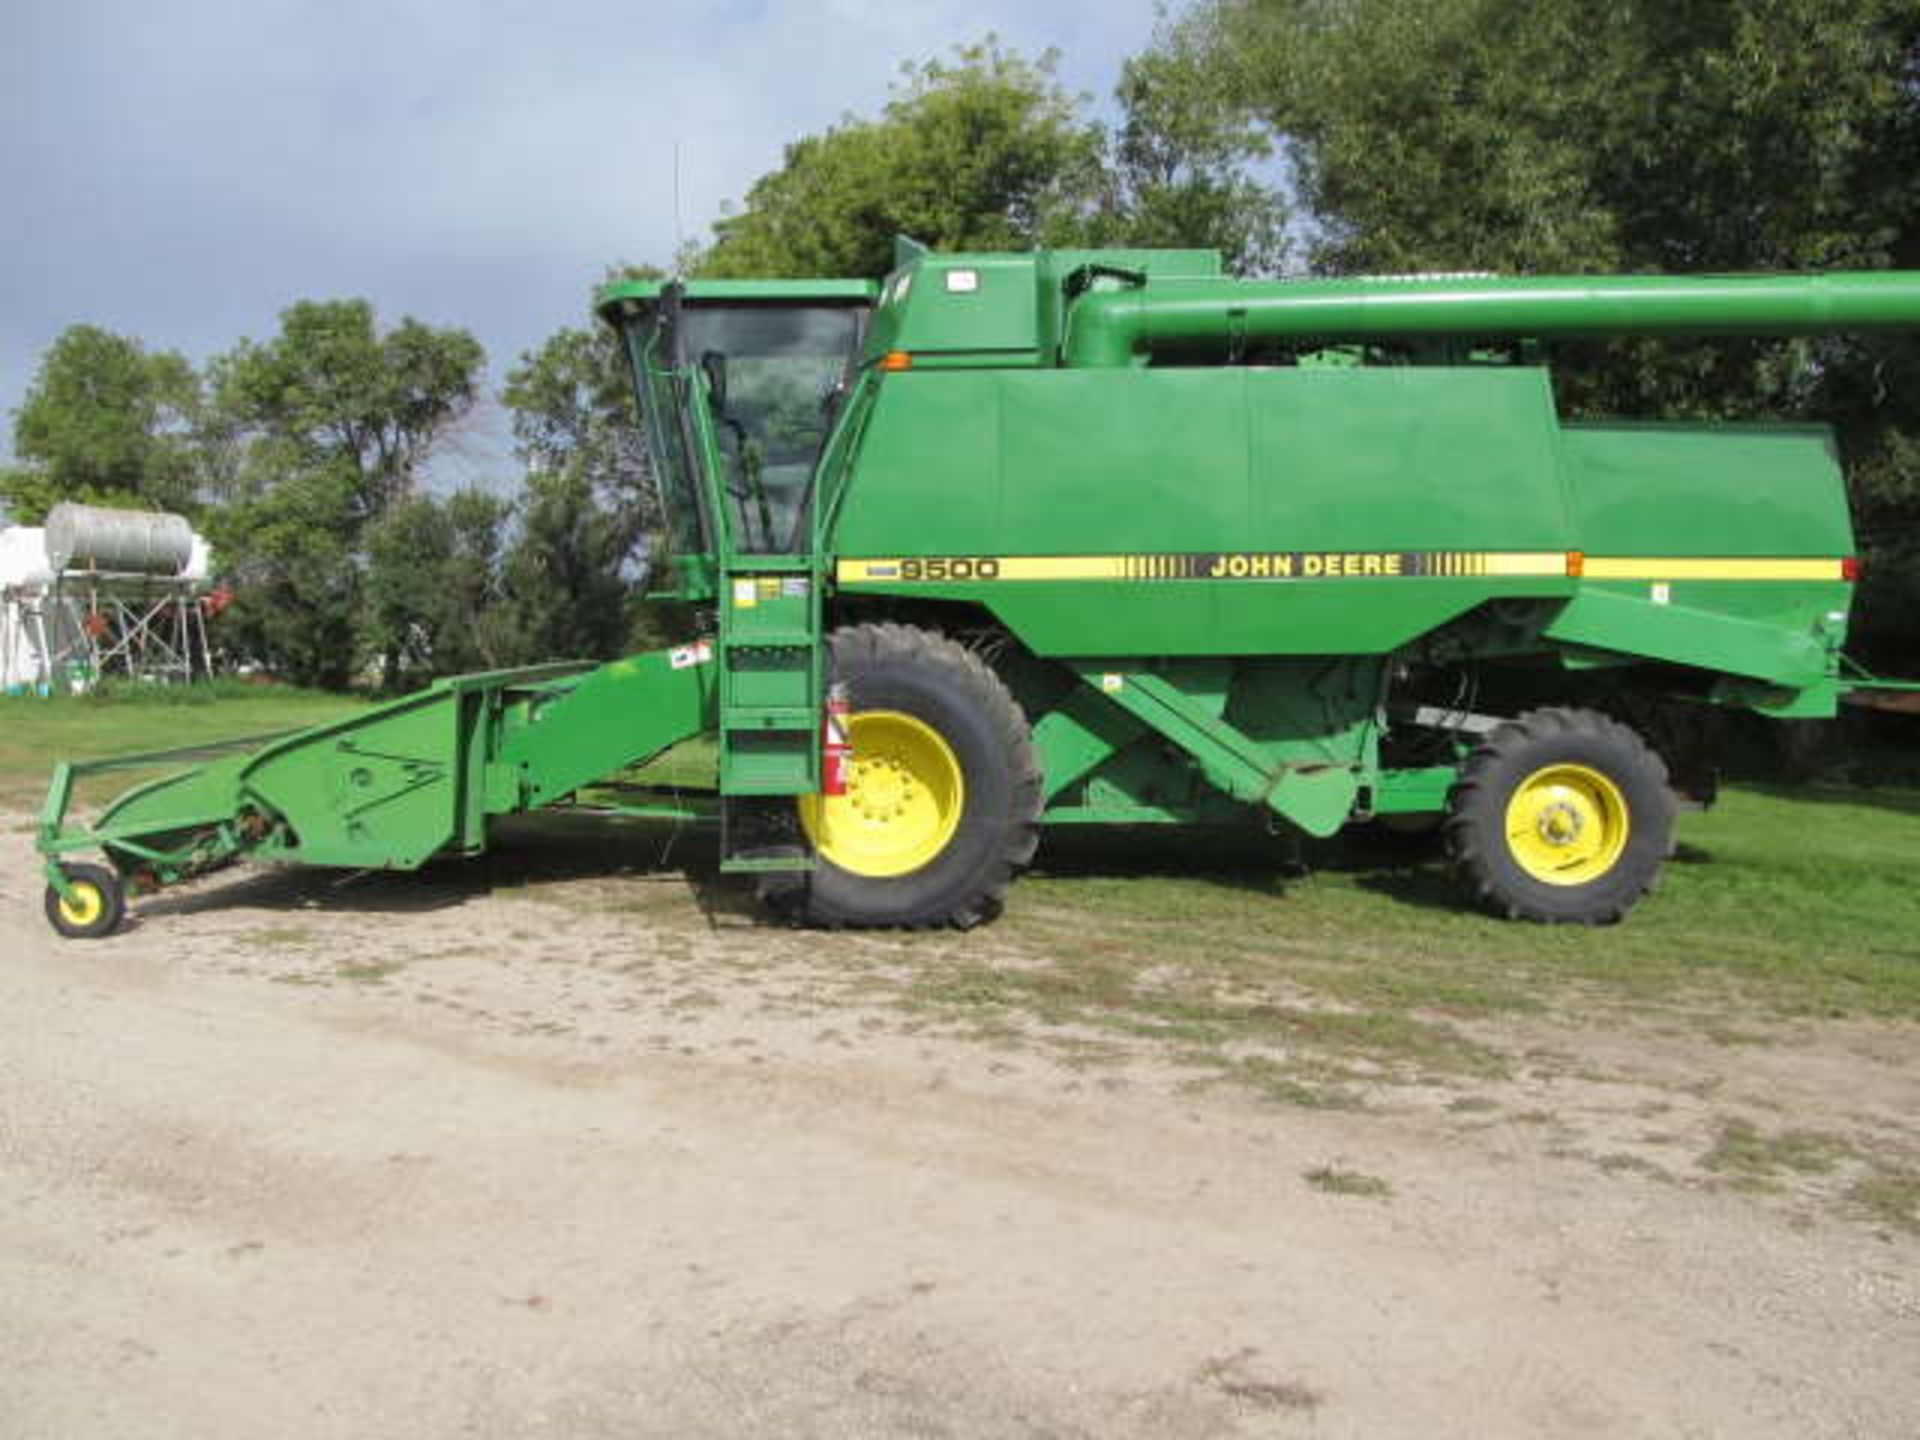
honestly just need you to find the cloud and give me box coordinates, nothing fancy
[0,0,1162,478]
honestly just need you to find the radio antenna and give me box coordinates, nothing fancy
[672,140,684,275]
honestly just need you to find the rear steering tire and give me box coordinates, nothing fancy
[776,623,1041,928]
[1446,707,1674,925]
[44,862,128,940]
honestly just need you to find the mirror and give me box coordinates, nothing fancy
[699,349,728,413]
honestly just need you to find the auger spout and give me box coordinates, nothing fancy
[1060,270,1920,367]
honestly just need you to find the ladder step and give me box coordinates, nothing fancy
[723,708,815,731]
[720,853,816,874]
[724,631,814,648]
[722,778,816,797]
[719,795,813,873]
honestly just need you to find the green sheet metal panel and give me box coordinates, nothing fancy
[997,370,1249,550]
[1559,422,1852,557]
[87,751,260,843]
[1544,588,1831,686]
[1555,421,1854,678]
[1244,367,1568,550]
[861,247,1226,369]
[878,254,1042,361]
[242,688,467,868]
[496,648,717,808]
[832,365,1572,656]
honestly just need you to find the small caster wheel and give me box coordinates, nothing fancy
[45,863,127,940]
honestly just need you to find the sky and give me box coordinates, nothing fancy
[0,0,1165,483]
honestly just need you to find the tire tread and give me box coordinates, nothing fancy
[779,623,1041,930]
[1445,706,1673,925]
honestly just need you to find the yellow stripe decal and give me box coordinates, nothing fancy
[1581,557,1846,581]
[836,554,1847,585]
[1482,552,1566,577]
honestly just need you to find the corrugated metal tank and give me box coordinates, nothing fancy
[44,504,195,576]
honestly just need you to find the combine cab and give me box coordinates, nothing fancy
[38,243,1920,936]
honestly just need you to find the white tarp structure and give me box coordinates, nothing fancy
[1,526,60,692]
[2,516,213,694]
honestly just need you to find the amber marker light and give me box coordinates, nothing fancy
[1565,551,1585,578]
[880,350,913,372]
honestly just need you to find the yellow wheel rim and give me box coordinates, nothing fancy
[58,882,105,928]
[1504,763,1630,886]
[799,710,965,878]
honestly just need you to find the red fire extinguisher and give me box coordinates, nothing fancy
[822,683,852,796]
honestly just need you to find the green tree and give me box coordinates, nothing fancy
[501,322,654,547]
[0,466,59,527]
[365,490,512,687]
[1105,41,1288,273]
[698,39,1111,278]
[4,325,201,522]
[1172,0,1918,277]
[203,299,488,686]
[499,468,635,663]
[502,264,704,658]
[201,467,363,690]
[209,299,485,523]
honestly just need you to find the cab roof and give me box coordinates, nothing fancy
[595,276,877,317]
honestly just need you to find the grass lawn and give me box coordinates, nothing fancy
[6,686,1915,1041]
[996,784,1920,1025]
[884,782,1920,1118]
[0,684,367,808]
[6,692,1912,1001]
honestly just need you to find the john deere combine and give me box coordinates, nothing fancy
[38,241,1920,937]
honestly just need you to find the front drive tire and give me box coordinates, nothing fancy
[779,623,1041,928]
[1446,707,1675,925]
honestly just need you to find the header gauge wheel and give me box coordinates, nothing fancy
[781,623,1041,928]
[45,862,128,940]
[1446,708,1675,925]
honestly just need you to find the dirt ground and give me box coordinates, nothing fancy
[4,813,1917,1439]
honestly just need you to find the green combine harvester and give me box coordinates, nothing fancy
[37,241,1920,938]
